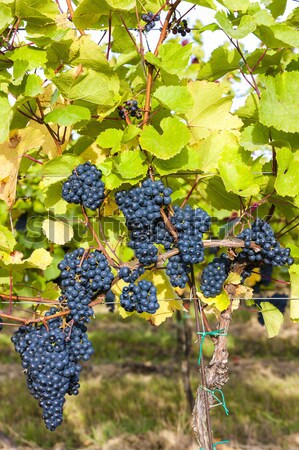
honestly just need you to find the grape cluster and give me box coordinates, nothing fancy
[115,178,173,265]
[118,100,142,120]
[172,19,191,36]
[166,255,190,289]
[237,219,294,267]
[119,265,145,283]
[200,254,232,298]
[12,310,94,431]
[120,280,159,314]
[58,248,114,323]
[256,293,288,326]
[171,205,211,264]
[141,12,160,32]
[62,162,105,211]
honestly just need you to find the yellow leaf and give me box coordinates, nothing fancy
[42,219,74,245]
[0,248,52,270]
[244,268,261,287]
[27,249,53,270]
[259,302,284,338]
[29,120,71,160]
[197,289,230,312]
[0,128,45,207]
[225,272,241,285]
[289,265,299,322]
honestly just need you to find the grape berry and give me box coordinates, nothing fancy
[172,19,191,36]
[118,100,142,120]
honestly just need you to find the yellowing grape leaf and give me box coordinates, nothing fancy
[42,219,74,245]
[225,272,241,285]
[0,128,45,207]
[197,289,230,312]
[259,302,284,338]
[0,248,52,271]
[0,225,16,252]
[289,264,299,321]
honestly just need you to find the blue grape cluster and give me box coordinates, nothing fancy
[58,248,114,323]
[256,293,288,326]
[171,205,211,264]
[141,12,160,32]
[115,178,173,265]
[62,162,105,211]
[237,219,294,267]
[166,255,190,289]
[172,19,191,36]
[12,309,94,431]
[118,100,142,120]
[200,254,232,298]
[120,280,159,314]
[119,265,145,283]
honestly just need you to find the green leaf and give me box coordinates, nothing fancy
[240,123,269,151]
[44,105,91,126]
[43,182,67,214]
[153,86,194,113]
[42,219,74,245]
[105,0,135,10]
[267,0,287,19]
[275,148,299,198]
[236,92,259,122]
[217,0,249,11]
[253,10,299,48]
[289,265,299,321]
[0,4,13,33]
[52,68,120,108]
[73,0,110,29]
[259,72,299,133]
[96,129,123,153]
[186,81,243,142]
[204,176,240,211]
[0,93,13,143]
[153,146,202,175]
[122,125,140,143]
[259,302,284,338]
[7,47,47,70]
[70,35,111,73]
[41,282,60,300]
[115,149,146,179]
[218,146,260,197]
[24,74,44,97]
[185,0,216,8]
[198,47,240,81]
[0,225,16,253]
[15,0,58,24]
[42,155,83,187]
[145,42,193,78]
[216,11,256,39]
[140,117,191,160]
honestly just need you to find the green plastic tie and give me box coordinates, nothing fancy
[200,440,230,449]
[203,387,229,416]
[196,329,227,365]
